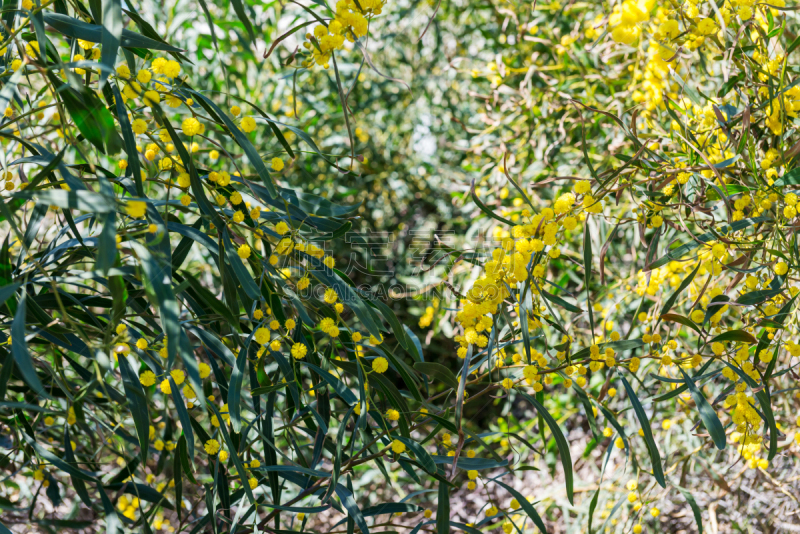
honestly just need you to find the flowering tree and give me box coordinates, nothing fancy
[2,0,800,533]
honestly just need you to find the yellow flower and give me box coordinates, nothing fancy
[204,439,221,455]
[291,343,308,359]
[391,439,406,454]
[139,371,156,387]
[372,357,388,373]
[241,116,257,132]
[182,117,201,136]
[159,379,171,394]
[271,157,284,171]
[199,362,211,379]
[255,328,271,346]
[143,90,160,106]
[170,369,185,385]
[238,244,251,259]
[324,288,338,304]
[126,201,147,218]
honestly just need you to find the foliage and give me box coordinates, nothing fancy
[2,0,800,533]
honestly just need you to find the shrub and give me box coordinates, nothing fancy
[2,0,800,533]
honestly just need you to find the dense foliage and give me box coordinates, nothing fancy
[2,0,800,533]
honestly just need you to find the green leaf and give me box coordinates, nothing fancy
[762,295,797,380]
[110,82,143,196]
[25,190,114,211]
[395,437,437,474]
[679,368,726,450]
[228,329,254,433]
[375,345,423,403]
[122,9,191,62]
[260,503,331,513]
[588,487,600,534]
[207,401,255,504]
[736,285,786,306]
[424,412,458,433]
[43,13,183,52]
[12,292,51,399]
[675,485,703,534]
[659,261,701,319]
[97,484,121,534]
[231,0,256,45]
[470,179,514,226]
[21,431,97,481]
[23,203,48,250]
[335,484,370,534]
[774,167,800,188]
[278,188,360,218]
[62,427,93,509]
[491,478,547,534]
[169,376,196,463]
[619,376,666,487]
[254,114,340,164]
[131,242,180,370]
[325,404,355,504]
[99,0,122,86]
[46,71,120,154]
[413,362,459,390]
[660,313,702,334]
[254,465,331,477]
[191,326,236,367]
[250,383,288,396]
[117,354,150,463]
[361,503,424,517]
[431,456,508,470]
[572,381,600,440]
[178,435,197,485]
[541,288,583,313]
[368,297,409,351]
[96,209,117,275]
[708,330,756,345]
[0,70,23,123]
[0,282,20,308]
[519,392,573,504]
[584,226,596,333]
[298,361,357,404]
[173,442,183,520]
[221,228,261,300]
[437,480,450,534]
